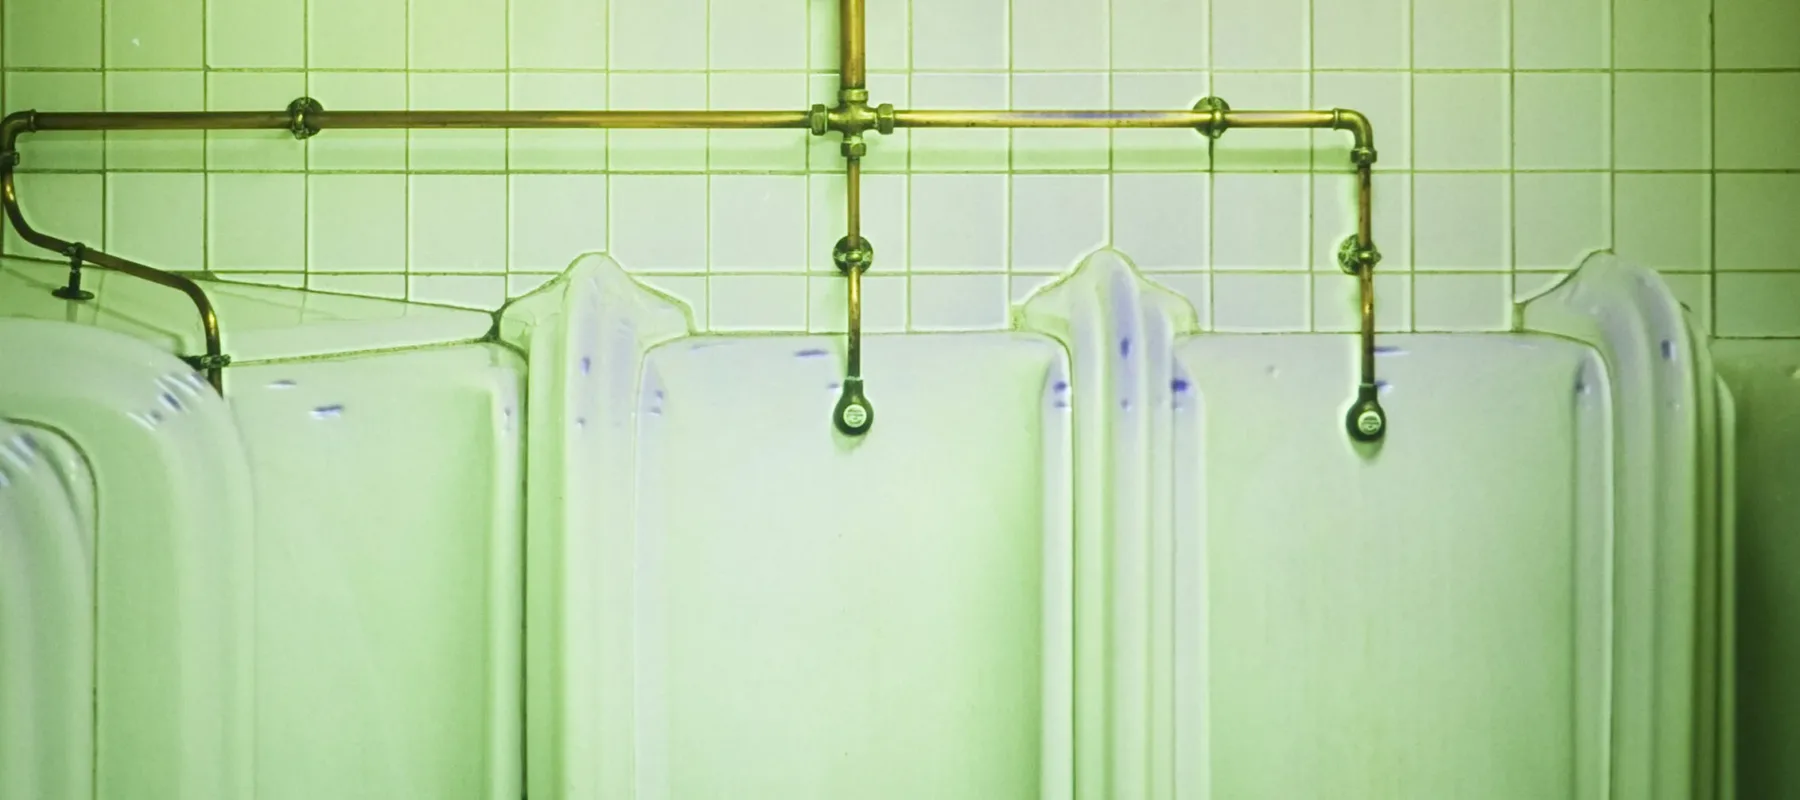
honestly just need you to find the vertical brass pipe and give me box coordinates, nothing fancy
[1357,165,1375,389]
[846,157,864,378]
[840,0,866,90]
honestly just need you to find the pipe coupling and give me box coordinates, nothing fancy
[808,104,831,137]
[287,97,323,140]
[833,236,874,274]
[1337,236,1382,275]
[840,134,868,159]
[874,103,896,135]
[1194,96,1230,139]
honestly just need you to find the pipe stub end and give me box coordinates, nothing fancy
[834,378,874,437]
[1346,384,1386,443]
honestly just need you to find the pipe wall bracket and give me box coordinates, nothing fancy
[287,97,323,140]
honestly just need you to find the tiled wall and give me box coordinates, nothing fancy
[2,0,1797,336]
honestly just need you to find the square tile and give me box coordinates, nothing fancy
[711,0,806,70]
[1414,273,1512,331]
[1716,73,1800,170]
[208,72,307,171]
[609,73,708,172]
[1111,72,1210,172]
[910,174,1006,272]
[4,73,103,170]
[411,0,506,69]
[105,72,205,170]
[611,0,705,69]
[1113,173,1208,272]
[1718,273,1800,336]
[609,175,707,273]
[910,274,1010,330]
[711,73,809,173]
[809,174,907,274]
[1414,0,1509,68]
[810,274,908,334]
[709,275,808,332]
[1112,0,1206,70]
[1513,0,1608,68]
[509,174,607,272]
[1414,174,1510,270]
[1513,173,1609,271]
[1014,0,1108,69]
[908,73,1009,172]
[208,173,305,272]
[1614,73,1710,170]
[308,174,407,272]
[1513,74,1609,170]
[1311,72,1409,170]
[1012,73,1109,171]
[306,72,408,171]
[410,175,506,273]
[1717,0,1800,68]
[208,0,304,68]
[1314,0,1407,69]
[107,173,204,269]
[509,73,608,172]
[1,174,103,257]
[808,0,910,72]
[410,73,508,172]
[510,0,606,69]
[309,0,406,69]
[1716,174,1800,272]
[6,0,102,68]
[1314,273,1411,332]
[1211,174,1309,270]
[1011,175,1107,273]
[1312,173,1411,272]
[108,0,203,67]
[1615,0,1710,68]
[913,0,1006,70]
[711,175,808,273]
[1413,73,1510,170]
[1616,174,1711,272]
[1212,273,1309,332]
[1213,0,1307,69]
[1211,72,1311,172]
[410,275,506,310]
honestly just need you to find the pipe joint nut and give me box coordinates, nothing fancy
[809,104,832,137]
[833,236,874,274]
[1350,146,1378,167]
[181,353,234,372]
[874,103,896,135]
[839,88,870,106]
[840,135,868,159]
[1337,236,1381,275]
[0,150,17,168]
[1194,96,1230,139]
[287,96,324,140]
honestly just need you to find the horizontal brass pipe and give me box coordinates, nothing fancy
[10,108,812,135]
[892,107,1376,155]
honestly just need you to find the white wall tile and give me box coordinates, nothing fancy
[1717,0,1800,68]
[1144,273,1210,328]
[1615,0,1710,69]
[309,0,406,69]
[1014,0,1108,70]
[1113,173,1207,272]
[1716,73,1800,170]
[411,0,506,70]
[1311,72,1409,170]
[509,73,608,172]
[105,71,205,170]
[1513,0,1608,69]
[208,0,305,68]
[108,0,203,68]
[1718,274,1800,337]
[2,174,103,257]
[1212,273,1309,332]
[709,275,808,331]
[1111,0,1206,70]
[1616,174,1711,272]
[912,0,1007,70]
[909,73,1009,172]
[1213,0,1308,70]
[811,274,908,334]
[308,174,408,272]
[107,173,204,268]
[1716,175,1800,272]
[1012,73,1109,171]
[1614,72,1710,170]
[510,0,606,69]
[1313,0,1407,69]
[1513,172,1610,271]
[208,72,307,171]
[1659,272,1713,331]
[509,174,607,272]
[1513,74,1609,170]
[609,73,708,172]
[910,274,1009,330]
[1211,72,1311,172]
[312,273,406,300]
[1414,174,1510,270]
[1413,73,1509,170]
[710,73,809,173]
[809,174,907,274]
[306,72,408,171]
[508,273,559,299]
[1011,174,1107,273]
[711,0,806,71]
[1212,173,1309,270]
[710,175,807,272]
[1314,273,1411,332]
[409,73,508,172]
[1312,173,1410,272]
[1111,72,1210,172]
[209,173,305,272]
[611,0,705,70]
[6,0,101,68]
[410,275,506,309]
[1414,0,1509,69]
[410,174,507,273]
[911,174,1006,272]
[609,174,707,273]
[1414,273,1512,332]
[807,0,908,73]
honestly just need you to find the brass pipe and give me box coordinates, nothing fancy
[26,108,811,132]
[839,0,865,90]
[892,106,1377,157]
[845,157,863,377]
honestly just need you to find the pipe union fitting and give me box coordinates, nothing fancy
[840,136,868,159]
[875,104,896,135]
[808,104,831,137]
[1350,146,1378,167]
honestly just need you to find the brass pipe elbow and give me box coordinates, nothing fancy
[1332,108,1377,166]
[1,110,38,165]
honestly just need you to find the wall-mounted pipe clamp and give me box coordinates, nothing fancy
[52,242,94,301]
[833,236,874,274]
[287,97,323,140]
[1194,96,1230,139]
[1337,237,1382,276]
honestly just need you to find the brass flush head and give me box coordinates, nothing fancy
[1347,384,1387,443]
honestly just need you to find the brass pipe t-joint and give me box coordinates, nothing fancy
[810,87,896,158]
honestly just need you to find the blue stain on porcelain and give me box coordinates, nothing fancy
[648,407,662,416]
[575,417,587,431]
[1121,398,1132,410]
[1374,345,1408,357]
[1172,378,1191,393]
[269,379,298,390]
[827,382,841,391]
[1053,400,1069,409]
[1661,339,1676,361]
[312,404,345,420]
[580,355,592,375]
[1053,380,1069,393]
[160,392,184,412]
[795,348,829,359]
[1119,337,1132,358]
[1375,380,1392,394]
